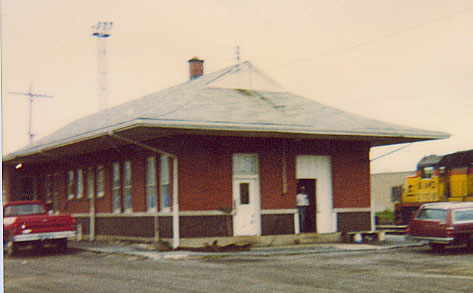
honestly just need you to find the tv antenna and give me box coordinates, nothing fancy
[91,21,113,111]
[9,84,53,144]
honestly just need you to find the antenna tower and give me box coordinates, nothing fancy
[91,21,113,111]
[9,85,53,144]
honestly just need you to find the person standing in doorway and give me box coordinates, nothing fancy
[296,186,309,233]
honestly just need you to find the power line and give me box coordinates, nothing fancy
[320,6,473,57]
[276,6,473,69]
[370,143,413,162]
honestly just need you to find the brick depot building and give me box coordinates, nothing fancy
[2,59,448,248]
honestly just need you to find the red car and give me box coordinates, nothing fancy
[407,202,473,251]
[3,200,77,256]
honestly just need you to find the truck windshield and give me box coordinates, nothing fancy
[454,209,473,223]
[4,204,45,216]
[416,208,447,222]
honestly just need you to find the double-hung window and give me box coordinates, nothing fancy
[76,169,84,199]
[160,155,171,212]
[112,162,121,213]
[146,156,157,212]
[123,161,133,213]
[96,165,105,198]
[86,166,104,200]
[67,170,75,199]
[66,169,84,200]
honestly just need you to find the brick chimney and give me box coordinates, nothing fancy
[188,57,204,80]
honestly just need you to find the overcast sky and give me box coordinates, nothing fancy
[2,0,472,173]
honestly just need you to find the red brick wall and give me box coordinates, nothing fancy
[132,154,147,212]
[6,135,371,214]
[260,143,294,209]
[177,137,233,211]
[331,142,371,208]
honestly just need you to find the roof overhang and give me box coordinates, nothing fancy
[3,119,449,165]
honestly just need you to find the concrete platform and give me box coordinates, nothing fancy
[69,235,423,261]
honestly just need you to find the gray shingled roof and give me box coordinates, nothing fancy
[4,61,449,161]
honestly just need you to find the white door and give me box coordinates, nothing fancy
[233,178,261,236]
[296,155,334,233]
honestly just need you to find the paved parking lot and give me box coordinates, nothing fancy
[4,245,473,292]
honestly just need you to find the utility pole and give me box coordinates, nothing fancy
[91,21,113,111]
[9,85,53,144]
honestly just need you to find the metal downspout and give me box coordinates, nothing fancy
[107,131,180,249]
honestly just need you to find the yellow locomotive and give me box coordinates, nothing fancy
[395,149,473,225]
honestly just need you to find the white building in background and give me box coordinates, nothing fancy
[371,171,415,212]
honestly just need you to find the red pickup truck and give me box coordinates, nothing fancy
[3,200,77,256]
[408,202,473,251]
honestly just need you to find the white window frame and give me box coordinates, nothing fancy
[76,168,84,199]
[123,160,133,213]
[67,170,75,200]
[96,165,105,198]
[233,153,259,178]
[160,155,171,212]
[112,162,122,213]
[146,156,158,212]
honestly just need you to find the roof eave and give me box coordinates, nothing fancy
[3,120,450,164]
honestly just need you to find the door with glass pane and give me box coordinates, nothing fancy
[233,178,260,236]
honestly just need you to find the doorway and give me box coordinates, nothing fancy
[296,155,334,233]
[297,179,317,233]
[233,178,261,236]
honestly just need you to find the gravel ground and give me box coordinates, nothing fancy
[4,245,473,292]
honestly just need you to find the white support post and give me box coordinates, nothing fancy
[172,158,180,249]
[294,210,300,234]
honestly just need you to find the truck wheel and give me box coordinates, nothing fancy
[56,239,68,253]
[5,240,17,257]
